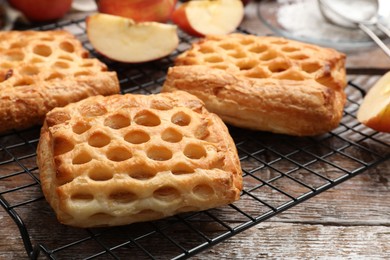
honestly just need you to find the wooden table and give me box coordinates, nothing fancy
[0,1,389,259]
[197,3,390,258]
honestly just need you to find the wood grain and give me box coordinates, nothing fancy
[196,161,390,259]
[0,213,27,259]
[197,222,390,259]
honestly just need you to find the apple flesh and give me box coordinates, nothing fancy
[357,71,390,133]
[172,0,244,37]
[9,0,72,22]
[86,13,179,63]
[96,0,178,23]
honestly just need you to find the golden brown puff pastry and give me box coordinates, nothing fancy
[0,30,120,133]
[162,34,347,136]
[37,91,242,227]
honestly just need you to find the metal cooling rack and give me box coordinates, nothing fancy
[0,18,389,259]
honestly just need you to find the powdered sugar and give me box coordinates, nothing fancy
[276,0,387,43]
[324,0,377,21]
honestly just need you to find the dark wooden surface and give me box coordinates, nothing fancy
[199,3,390,258]
[1,2,390,259]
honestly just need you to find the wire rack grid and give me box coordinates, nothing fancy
[0,18,389,259]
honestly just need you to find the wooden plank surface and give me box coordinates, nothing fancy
[1,161,389,259]
[196,161,390,259]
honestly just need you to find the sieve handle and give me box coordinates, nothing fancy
[359,23,390,59]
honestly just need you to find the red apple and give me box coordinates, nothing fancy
[8,0,72,22]
[96,0,178,23]
[171,0,244,37]
[241,0,251,6]
[86,13,179,63]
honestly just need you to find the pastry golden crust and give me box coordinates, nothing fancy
[162,34,347,136]
[0,30,120,133]
[37,91,242,227]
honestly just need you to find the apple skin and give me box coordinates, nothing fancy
[241,0,251,6]
[171,5,203,37]
[8,0,72,22]
[96,0,178,23]
[171,0,244,37]
[360,105,390,133]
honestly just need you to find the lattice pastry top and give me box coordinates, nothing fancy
[163,34,347,136]
[37,91,242,227]
[0,30,119,133]
[175,33,346,91]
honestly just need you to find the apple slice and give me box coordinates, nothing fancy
[86,13,179,63]
[172,0,244,37]
[357,71,390,132]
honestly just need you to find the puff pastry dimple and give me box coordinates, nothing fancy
[37,91,242,227]
[162,34,347,136]
[0,30,120,133]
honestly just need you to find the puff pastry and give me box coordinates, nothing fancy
[37,91,242,227]
[0,30,119,133]
[162,34,347,136]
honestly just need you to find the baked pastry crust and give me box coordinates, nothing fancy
[37,91,242,227]
[162,34,347,136]
[0,30,120,133]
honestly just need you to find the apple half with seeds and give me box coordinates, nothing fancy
[357,71,390,133]
[172,0,244,37]
[86,13,179,63]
